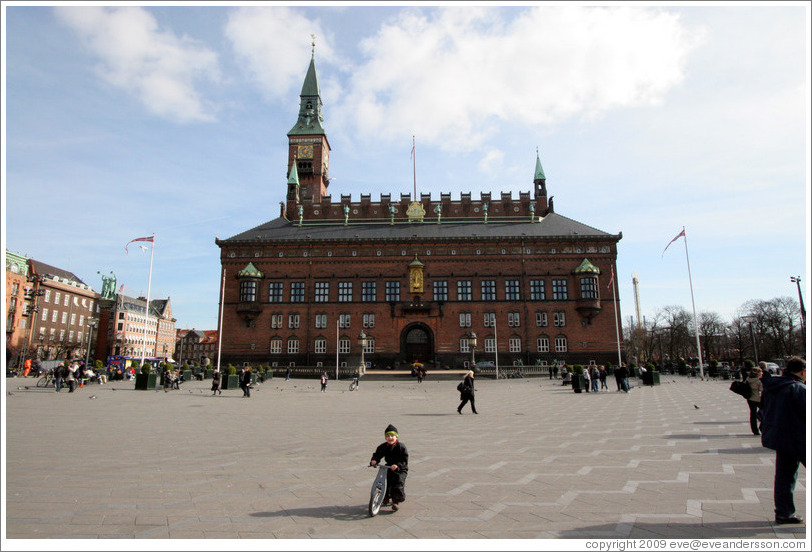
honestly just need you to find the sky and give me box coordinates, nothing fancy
[3,2,810,335]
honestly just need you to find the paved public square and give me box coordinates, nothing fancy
[2,373,808,544]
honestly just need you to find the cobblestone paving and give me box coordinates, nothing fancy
[3,375,808,543]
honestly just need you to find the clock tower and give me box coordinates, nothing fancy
[287,44,331,214]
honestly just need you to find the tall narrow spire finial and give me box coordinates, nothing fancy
[311,34,316,57]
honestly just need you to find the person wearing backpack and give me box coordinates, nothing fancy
[457,371,477,414]
[745,366,763,435]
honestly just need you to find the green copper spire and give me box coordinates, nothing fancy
[288,39,326,136]
[287,159,300,186]
[534,151,546,181]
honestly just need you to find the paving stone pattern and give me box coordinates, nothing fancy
[3,375,807,541]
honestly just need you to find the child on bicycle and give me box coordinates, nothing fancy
[369,424,408,511]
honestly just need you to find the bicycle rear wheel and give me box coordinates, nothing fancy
[36,376,50,388]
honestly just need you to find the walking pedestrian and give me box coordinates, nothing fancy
[54,363,66,392]
[760,357,806,525]
[583,365,591,393]
[457,371,478,414]
[211,368,222,395]
[745,366,763,435]
[285,367,291,381]
[599,365,608,391]
[241,366,252,398]
[616,364,630,393]
[66,362,77,392]
[590,365,600,392]
[320,372,328,392]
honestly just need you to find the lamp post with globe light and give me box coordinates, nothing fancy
[469,331,477,370]
[790,276,806,337]
[358,331,368,376]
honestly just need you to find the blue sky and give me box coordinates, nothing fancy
[3,3,809,333]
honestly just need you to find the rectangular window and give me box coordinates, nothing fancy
[460,338,470,353]
[314,281,330,302]
[287,339,299,354]
[315,314,327,329]
[268,282,284,303]
[361,281,377,302]
[385,281,401,302]
[508,312,520,327]
[363,338,375,354]
[552,278,568,300]
[509,337,521,353]
[63,294,69,307]
[79,315,84,327]
[77,331,83,343]
[505,279,521,301]
[481,280,496,301]
[271,314,283,329]
[457,280,472,301]
[339,338,351,354]
[290,282,305,303]
[555,336,568,353]
[554,312,566,327]
[70,313,76,326]
[314,338,327,354]
[69,331,74,342]
[363,313,375,328]
[459,312,471,328]
[61,312,68,324]
[484,312,495,327]
[52,310,58,322]
[537,336,550,353]
[484,337,496,353]
[41,308,48,322]
[270,340,282,354]
[433,280,448,301]
[44,290,51,302]
[117,322,123,331]
[59,329,65,341]
[536,311,548,327]
[580,276,598,299]
[54,292,61,304]
[338,281,353,302]
[339,313,351,329]
[288,314,300,329]
[240,280,258,302]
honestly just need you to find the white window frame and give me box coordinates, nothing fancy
[509,337,521,353]
[459,312,471,328]
[484,337,496,353]
[338,338,351,354]
[287,338,299,354]
[537,336,550,352]
[288,313,300,329]
[314,338,327,354]
[270,339,282,354]
[555,336,568,353]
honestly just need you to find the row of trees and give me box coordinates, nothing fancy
[625,296,805,367]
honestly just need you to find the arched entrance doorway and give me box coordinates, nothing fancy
[401,323,434,366]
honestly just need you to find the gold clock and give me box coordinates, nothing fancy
[298,144,314,159]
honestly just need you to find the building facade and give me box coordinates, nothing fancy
[95,293,176,362]
[175,329,218,366]
[216,53,623,371]
[5,250,30,366]
[23,259,100,363]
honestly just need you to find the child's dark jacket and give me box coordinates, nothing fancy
[370,441,409,474]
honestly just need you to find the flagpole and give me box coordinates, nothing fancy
[412,135,417,199]
[493,314,499,380]
[682,228,705,379]
[140,234,155,367]
[216,268,225,372]
[335,319,339,380]
[611,273,622,367]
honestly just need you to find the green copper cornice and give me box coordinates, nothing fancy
[287,160,300,186]
[573,258,601,275]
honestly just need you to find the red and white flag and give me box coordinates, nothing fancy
[126,235,154,254]
[662,228,685,257]
[607,267,615,289]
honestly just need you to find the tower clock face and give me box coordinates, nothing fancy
[298,144,314,159]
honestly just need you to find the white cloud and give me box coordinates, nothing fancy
[225,6,338,101]
[54,6,220,123]
[331,6,703,151]
[478,148,504,173]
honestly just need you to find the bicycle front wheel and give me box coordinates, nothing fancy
[36,376,49,388]
[368,487,384,516]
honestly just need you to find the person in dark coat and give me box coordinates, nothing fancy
[211,369,222,395]
[760,357,805,525]
[369,424,409,511]
[457,371,478,414]
[745,367,763,435]
[240,367,252,397]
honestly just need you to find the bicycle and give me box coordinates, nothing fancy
[367,464,390,516]
[348,377,359,391]
[36,371,56,388]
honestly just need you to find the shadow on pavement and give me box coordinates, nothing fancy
[250,504,372,521]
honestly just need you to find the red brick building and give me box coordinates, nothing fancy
[216,53,623,371]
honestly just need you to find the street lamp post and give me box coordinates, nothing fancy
[746,318,759,364]
[469,331,477,370]
[358,331,367,376]
[84,318,98,369]
[790,276,806,337]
